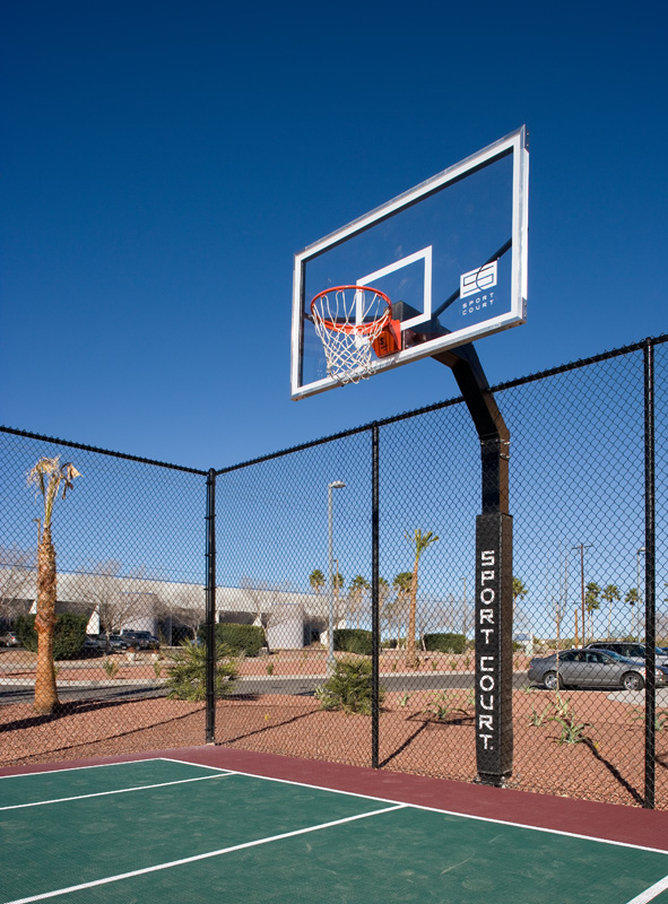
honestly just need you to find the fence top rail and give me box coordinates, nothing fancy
[0,425,208,476]
[2,334,664,478]
[215,333,666,475]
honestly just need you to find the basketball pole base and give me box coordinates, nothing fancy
[433,344,513,787]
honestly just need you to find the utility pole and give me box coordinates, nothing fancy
[572,544,593,644]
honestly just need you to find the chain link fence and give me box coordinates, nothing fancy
[0,432,208,765]
[1,336,665,808]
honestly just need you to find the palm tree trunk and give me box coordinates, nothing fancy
[405,562,419,669]
[34,525,59,714]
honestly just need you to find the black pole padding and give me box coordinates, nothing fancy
[371,423,380,768]
[205,468,217,744]
[643,340,656,809]
[433,343,513,786]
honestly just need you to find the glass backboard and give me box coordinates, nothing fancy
[291,126,529,399]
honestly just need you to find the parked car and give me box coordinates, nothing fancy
[95,634,131,652]
[106,634,131,652]
[120,630,159,650]
[0,631,20,647]
[528,647,667,691]
[586,641,668,667]
[82,635,105,657]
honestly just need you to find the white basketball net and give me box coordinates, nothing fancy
[311,286,391,385]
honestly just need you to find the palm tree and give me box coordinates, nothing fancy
[404,530,439,668]
[348,575,370,628]
[378,577,392,638]
[625,587,640,639]
[512,577,528,608]
[27,456,81,714]
[309,569,325,594]
[392,572,412,646]
[602,584,620,639]
[584,581,601,642]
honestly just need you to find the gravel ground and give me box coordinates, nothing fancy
[2,688,666,809]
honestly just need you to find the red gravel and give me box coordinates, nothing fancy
[2,688,665,809]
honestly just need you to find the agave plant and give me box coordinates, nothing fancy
[27,456,81,714]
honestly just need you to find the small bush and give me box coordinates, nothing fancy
[333,628,372,655]
[426,690,470,722]
[166,640,238,701]
[200,623,265,657]
[315,658,383,714]
[423,633,466,654]
[552,693,588,745]
[14,613,87,660]
[102,658,120,679]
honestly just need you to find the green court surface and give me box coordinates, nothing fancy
[1,758,666,904]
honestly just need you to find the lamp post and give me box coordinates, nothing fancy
[636,547,646,640]
[328,481,346,674]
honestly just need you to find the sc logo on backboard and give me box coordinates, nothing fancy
[460,261,498,299]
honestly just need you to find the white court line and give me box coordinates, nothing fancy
[5,803,405,903]
[0,757,163,780]
[624,875,668,904]
[0,772,233,811]
[158,758,668,856]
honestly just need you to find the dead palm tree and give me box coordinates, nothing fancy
[27,456,81,714]
[404,530,439,668]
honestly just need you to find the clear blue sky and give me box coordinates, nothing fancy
[1,1,665,470]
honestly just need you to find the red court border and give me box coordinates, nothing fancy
[2,745,667,852]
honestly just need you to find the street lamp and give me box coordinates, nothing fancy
[328,481,346,674]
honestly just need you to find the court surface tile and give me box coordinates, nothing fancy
[1,756,666,904]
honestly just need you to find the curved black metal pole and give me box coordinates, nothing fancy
[433,344,513,786]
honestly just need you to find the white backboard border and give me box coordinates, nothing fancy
[291,126,529,400]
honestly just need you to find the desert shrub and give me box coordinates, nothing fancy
[315,658,383,714]
[166,640,238,701]
[199,623,265,656]
[333,628,372,655]
[102,658,120,679]
[14,613,87,660]
[423,633,466,654]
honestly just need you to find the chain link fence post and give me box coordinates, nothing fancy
[205,468,216,744]
[643,339,656,808]
[371,423,380,768]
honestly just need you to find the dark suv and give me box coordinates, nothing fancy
[586,642,668,666]
[120,630,160,650]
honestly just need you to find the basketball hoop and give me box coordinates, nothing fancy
[310,285,400,385]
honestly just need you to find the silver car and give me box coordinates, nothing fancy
[528,648,667,691]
